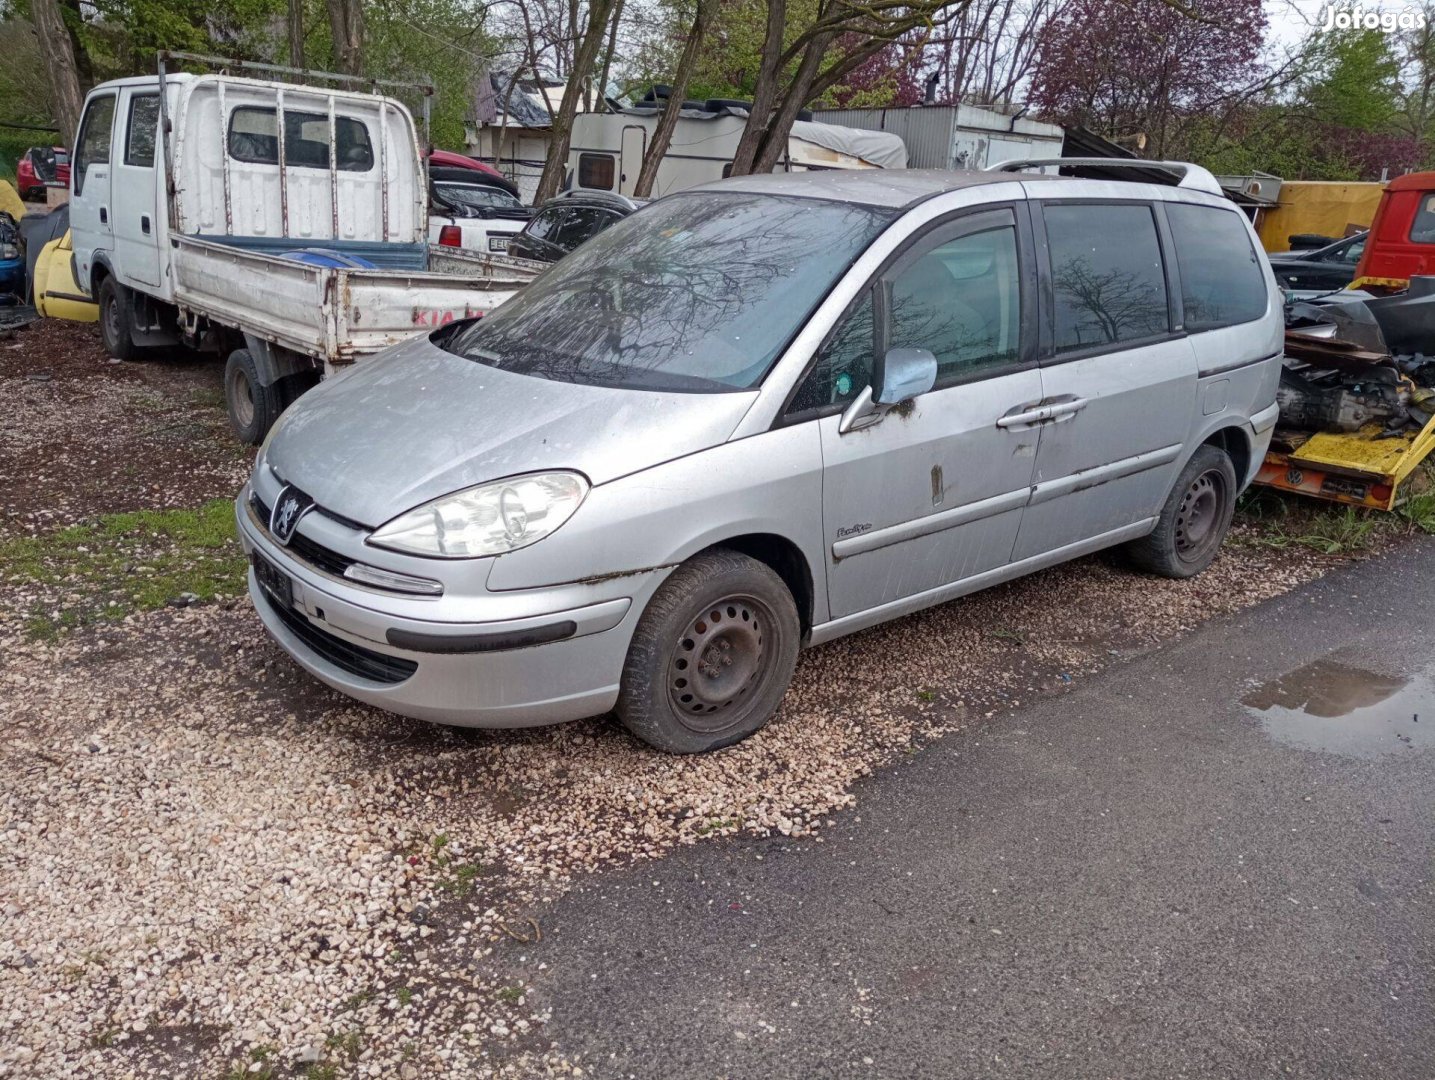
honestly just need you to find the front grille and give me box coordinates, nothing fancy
[260,590,418,684]
[251,493,357,577]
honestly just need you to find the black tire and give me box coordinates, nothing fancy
[224,348,281,445]
[617,549,801,754]
[1125,445,1237,578]
[97,276,143,361]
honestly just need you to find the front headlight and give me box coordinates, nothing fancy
[368,472,588,558]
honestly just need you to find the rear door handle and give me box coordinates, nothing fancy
[996,396,1089,429]
[140,214,151,235]
[1046,396,1088,423]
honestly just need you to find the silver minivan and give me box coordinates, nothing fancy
[236,164,1282,753]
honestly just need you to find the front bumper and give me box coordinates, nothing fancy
[236,487,663,727]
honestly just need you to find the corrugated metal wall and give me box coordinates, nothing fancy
[815,108,956,169]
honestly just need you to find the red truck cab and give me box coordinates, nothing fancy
[1353,171,1435,291]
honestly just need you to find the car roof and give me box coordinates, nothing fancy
[687,168,1050,208]
[549,189,645,212]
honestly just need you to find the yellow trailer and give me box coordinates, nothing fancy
[1255,415,1435,510]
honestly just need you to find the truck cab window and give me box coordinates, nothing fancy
[125,95,160,167]
[1410,195,1435,244]
[227,106,375,172]
[74,95,116,195]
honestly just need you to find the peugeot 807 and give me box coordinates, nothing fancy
[237,163,1283,753]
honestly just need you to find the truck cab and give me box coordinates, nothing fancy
[1352,171,1435,292]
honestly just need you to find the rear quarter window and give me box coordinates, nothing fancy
[1165,203,1267,332]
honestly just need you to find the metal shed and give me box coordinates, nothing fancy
[811,103,1064,171]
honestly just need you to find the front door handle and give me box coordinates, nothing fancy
[99,206,108,225]
[1046,396,1089,423]
[140,214,151,235]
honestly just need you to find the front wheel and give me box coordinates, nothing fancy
[1125,445,1237,578]
[97,277,143,361]
[617,549,800,754]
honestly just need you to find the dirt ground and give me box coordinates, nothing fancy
[0,319,1417,1079]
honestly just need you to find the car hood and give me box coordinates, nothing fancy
[264,333,758,527]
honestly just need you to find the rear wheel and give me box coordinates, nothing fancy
[1125,445,1237,578]
[97,277,142,361]
[224,348,281,445]
[617,549,800,754]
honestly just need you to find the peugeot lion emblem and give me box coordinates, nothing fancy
[270,486,314,545]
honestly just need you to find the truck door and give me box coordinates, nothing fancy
[69,91,118,295]
[619,125,647,196]
[110,90,163,289]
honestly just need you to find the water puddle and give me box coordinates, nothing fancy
[1242,659,1435,758]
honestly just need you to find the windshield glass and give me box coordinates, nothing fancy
[437,182,521,213]
[445,192,893,392]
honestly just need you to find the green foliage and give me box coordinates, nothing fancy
[1300,25,1402,133]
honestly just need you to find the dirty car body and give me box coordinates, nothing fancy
[238,167,1283,750]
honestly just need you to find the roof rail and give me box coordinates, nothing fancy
[985,157,1223,196]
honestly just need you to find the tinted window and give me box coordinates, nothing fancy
[554,206,618,251]
[1164,204,1266,332]
[1410,194,1435,244]
[787,291,876,415]
[227,107,374,171]
[578,153,615,190]
[1044,203,1168,352]
[448,193,892,393]
[74,95,116,195]
[889,222,1021,385]
[435,183,521,214]
[124,94,160,167]
[525,207,568,242]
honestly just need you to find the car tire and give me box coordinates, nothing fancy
[97,276,143,361]
[617,549,801,754]
[224,348,281,445]
[1125,445,1237,579]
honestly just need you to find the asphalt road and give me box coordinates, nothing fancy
[517,539,1435,1080]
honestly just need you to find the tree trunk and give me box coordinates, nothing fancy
[534,0,619,203]
[30,0,85,146]
[327,0,364,77]
[595,0,626,112]
[728,0,788,176]
[288,0,305,72]
[751,31,833,174]
[634,0,715,196]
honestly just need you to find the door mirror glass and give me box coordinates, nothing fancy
[875,347,937,405]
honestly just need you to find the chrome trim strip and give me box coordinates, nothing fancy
[831,487,1031,561]
[1027,444,1182,507]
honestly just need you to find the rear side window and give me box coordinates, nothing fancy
[554,206,618,251]
[1411,194,1435,244]
[1165,204,1266,331]
[525,207,568,242]
[227,106,374,171]
[1043,203,1169,353]
[125,94,160,167]
[578,153,615,190]
[73,95,116,195]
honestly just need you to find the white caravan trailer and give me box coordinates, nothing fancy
[565,107,907,198]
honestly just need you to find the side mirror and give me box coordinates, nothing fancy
[874,347,938,405]
[839,348,938,434]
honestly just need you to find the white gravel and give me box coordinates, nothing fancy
[0,534,1345,1078]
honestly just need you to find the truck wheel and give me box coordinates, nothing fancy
[224,348,280,445]
[1125,445,1237,579]
[616,549,800,754]
[97,277,143,361]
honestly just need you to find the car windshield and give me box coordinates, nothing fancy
[437,182,520,213]
[445,192,893,392]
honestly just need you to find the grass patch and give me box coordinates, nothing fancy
[1235,488,1435,555]
[0,499,246,640]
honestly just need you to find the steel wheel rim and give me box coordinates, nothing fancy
[669,594,773,732]
[1175,469,1224,560]
[229,368,255,429]
[103,293,121,351]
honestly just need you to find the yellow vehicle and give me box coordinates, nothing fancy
[1255,417,1435,510]
[32,230,97,322]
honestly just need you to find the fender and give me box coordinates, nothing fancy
[241,334,321,388]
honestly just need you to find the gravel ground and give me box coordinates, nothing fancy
[0,319,1413,1078]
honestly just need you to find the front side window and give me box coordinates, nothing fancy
[74,95,116,195]
[227,106,374,171]
[124,94,160,167]
[787,291,876,416]
[1044,203,1169,352]
[1165,203,1266,332]
[888,222,1021,385]
[578,153,615,190]
[447,193,893,393]
[1410,194,1435,244]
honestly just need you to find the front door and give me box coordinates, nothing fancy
[618,125,646,196]
[69,92,118,294]
[1012,199,1197,561]
[787,207,1043,621]
[110,89,162,288]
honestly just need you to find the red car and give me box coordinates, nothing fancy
[17,146,70,201]
[429,149,508,183]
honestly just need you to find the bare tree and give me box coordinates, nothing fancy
[633,0,717,196]
[328,0,365,76]
[29,0,85,145]
[288,0,306,71]
[533,0,621,202]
